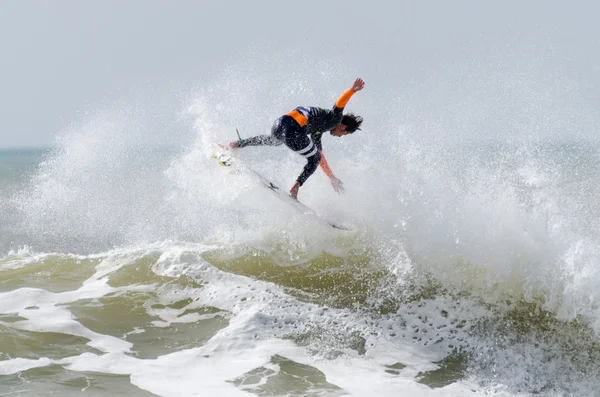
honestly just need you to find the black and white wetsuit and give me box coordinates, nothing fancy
[238,89,355,186]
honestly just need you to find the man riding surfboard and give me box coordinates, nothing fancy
[228,78,365,199]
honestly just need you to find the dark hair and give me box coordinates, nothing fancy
[341,113,363,133]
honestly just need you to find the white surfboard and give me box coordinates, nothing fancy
[211,148,351,231]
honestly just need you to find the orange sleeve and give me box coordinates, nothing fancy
[319,150,334,178]
[335,89,355,109]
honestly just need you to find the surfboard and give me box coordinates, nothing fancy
[211,148,351,231]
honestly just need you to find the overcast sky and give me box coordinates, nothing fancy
[1,1,599,148]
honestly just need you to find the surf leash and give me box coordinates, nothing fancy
[236,128,243,146]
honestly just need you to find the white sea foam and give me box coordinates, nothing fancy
[1,49,599,396]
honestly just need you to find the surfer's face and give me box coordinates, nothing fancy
[330,124,348,137]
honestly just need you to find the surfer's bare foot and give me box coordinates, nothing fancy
[219,142,238,151]
[290,181,300,200]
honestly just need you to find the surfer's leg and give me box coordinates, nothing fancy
[234,118,285,148]
[282,132,321,186]
[238,135,282,148]
[237,117,299,148]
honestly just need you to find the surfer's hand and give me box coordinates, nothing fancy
[290,181,300,200]
[351,78,365,92]
[330,176,344,194]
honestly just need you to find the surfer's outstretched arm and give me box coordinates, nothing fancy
[332,78,365,112]
[312,134,344,194]
[318,151,344,194]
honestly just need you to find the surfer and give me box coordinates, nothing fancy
[228,78,365,199]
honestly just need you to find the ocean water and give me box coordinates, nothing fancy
[2,79,600,396]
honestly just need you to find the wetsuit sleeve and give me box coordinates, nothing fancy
[323,88,355,124]
[238,135,281,148]
[335,89,356,109]
[296,150,321,186]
